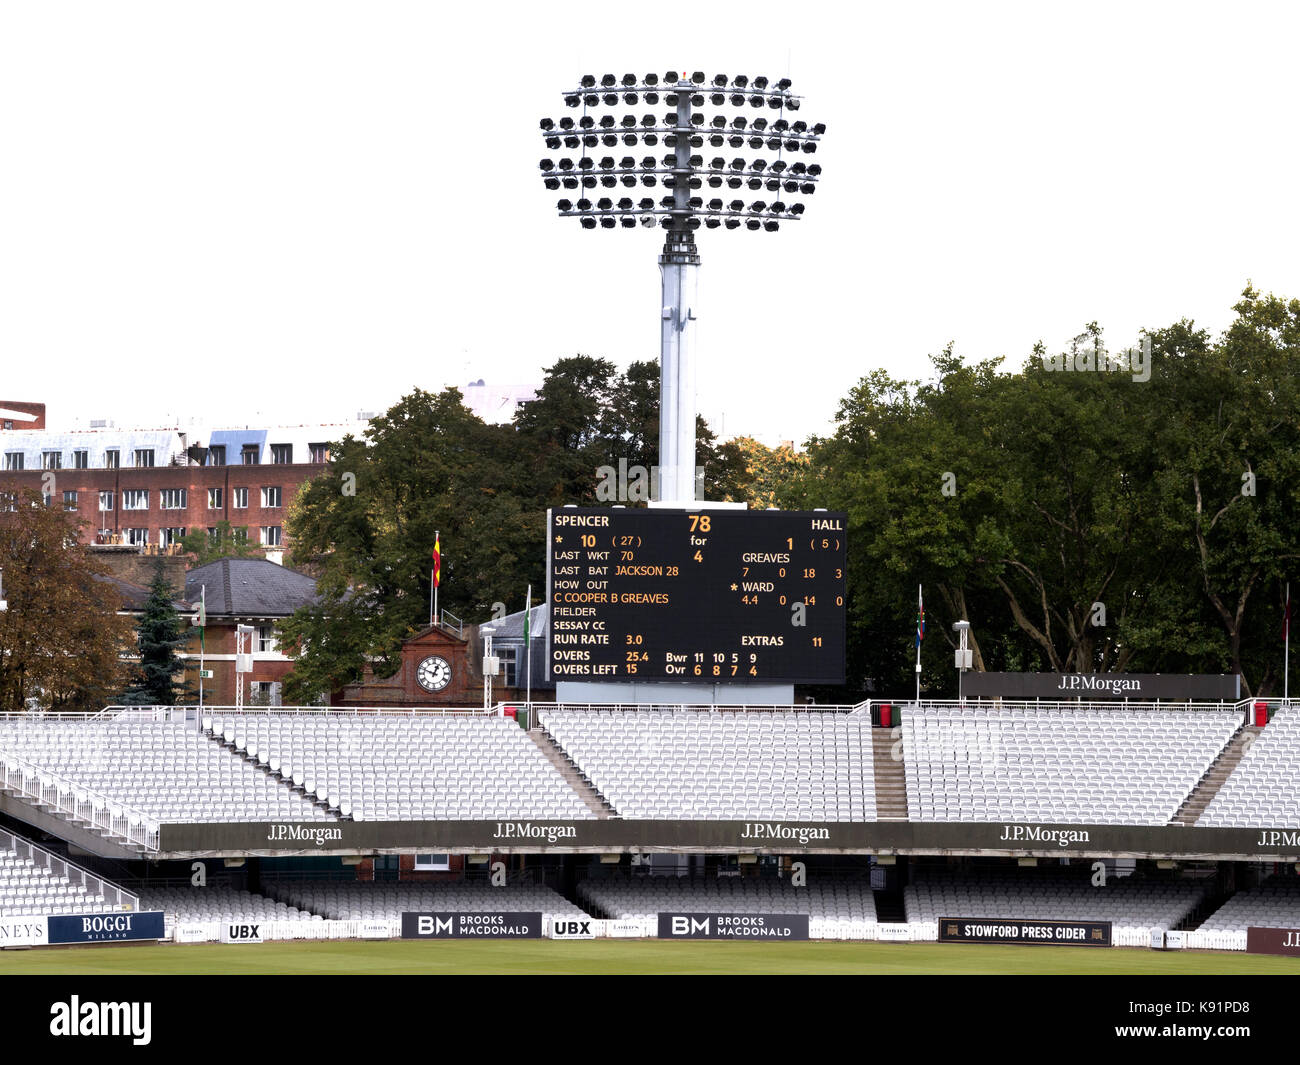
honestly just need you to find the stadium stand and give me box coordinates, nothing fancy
[1192,875,1300,937]
[0,720,327,824]
[137,884,320,926]
[0,826,136,916]
[1198,705,1300,826]
[902,707,1239,824]
[904,865,1209,946]
[577,873,879,935]
[266,877,587,921]
[539,709,876,820]
[206,713,594,821]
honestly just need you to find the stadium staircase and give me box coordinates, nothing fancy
[527,728,617,819]
[870,729,909,820]
[1172,724,1261,826]
[200,724,342,820]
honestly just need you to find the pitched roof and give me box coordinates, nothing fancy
[96,573,192,613]
[184,558,320,617]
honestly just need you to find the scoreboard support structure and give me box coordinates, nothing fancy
[547,504,846,705]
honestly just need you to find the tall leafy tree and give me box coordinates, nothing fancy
[0,490,136,711]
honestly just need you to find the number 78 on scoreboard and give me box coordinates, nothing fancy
[546,507,847,685]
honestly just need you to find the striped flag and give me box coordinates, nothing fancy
[916,585,925,648]
[1285,583,1291,641]
[432,533,441,589]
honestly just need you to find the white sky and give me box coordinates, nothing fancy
[2,1,1297,445]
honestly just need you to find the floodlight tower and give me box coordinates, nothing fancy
[539,71,826,503]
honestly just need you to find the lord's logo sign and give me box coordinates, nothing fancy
[1246,927,1300,957]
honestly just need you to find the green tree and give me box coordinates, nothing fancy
[181,520,256,565]
[0,490,136,711]
[121,563,194,705]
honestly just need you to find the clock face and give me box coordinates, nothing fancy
[416,655,452,693]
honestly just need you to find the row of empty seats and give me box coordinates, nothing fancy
[206,714,593,821]
[0,834,122,917]
[904,865,1209,939]
[265,878,587,920]
[902,709,1239,824]
[136,885,319,924]
[541,709,877,821]
[0,721,326,823]
[578,874,879,923]
[1195,875,1300,933]
[1200,706,1300,826]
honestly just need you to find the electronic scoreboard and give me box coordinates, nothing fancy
[546,507,846,685]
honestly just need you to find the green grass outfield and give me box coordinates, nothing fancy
[2,939,1298,975]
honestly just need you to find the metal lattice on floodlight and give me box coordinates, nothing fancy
[539,70,827,503]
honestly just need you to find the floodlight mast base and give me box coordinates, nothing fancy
[657,77,700,505]
[658,230,699,505]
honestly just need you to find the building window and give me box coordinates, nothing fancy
[241,445,260,465]
[160,527,186,548]
[497,646,519,687]
[256,625,278,653]
[99,490,115,512]
[261,486,282,508]
[2,420,11,431]
[62,490,78,511]
[308,443,330,464]
[72,450,89,469]
[413,855,450,871]
[133,449,155,468]
[0,492,15,512]
[206,445,226,467]
[104,449,120,469]
[232,487,248,509]
[122,489,149,510]
[261,526,282,546]
[207,487,223,509]
[232,526,249,545]
[3,452,22,471]
[270,443,292,464]
[124,528,149,546]
[41,451,62,470]
[160,488,187,510]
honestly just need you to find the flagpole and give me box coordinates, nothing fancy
[1286,581,1290,705]
[431,530,439,628]
[198,585,206,712]
[915,583,923,706]
[525,585,533,709]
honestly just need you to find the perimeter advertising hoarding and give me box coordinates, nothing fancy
[46,911,166,945]
[657,913,810,940]
[939,917,1112,946]
[1245,927,1300,957]
[400,912,542,939]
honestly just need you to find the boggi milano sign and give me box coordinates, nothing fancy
[963,673,1241,701]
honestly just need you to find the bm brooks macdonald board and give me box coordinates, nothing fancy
[546,507,846,684]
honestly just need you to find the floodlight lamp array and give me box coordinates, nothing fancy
[539,72,825,232]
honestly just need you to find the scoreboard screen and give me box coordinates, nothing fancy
[546,507,846,685]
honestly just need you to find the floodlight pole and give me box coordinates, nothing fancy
[658,79,700,505]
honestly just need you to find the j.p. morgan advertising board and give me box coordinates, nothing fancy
[939,917,1112,947]
[401,912,542,939]
[658,913,810,940]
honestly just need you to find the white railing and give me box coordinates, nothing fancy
[0,826,139,911]
[194,704,497,719]
[0,749,159,852]
[520,700,870,716]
